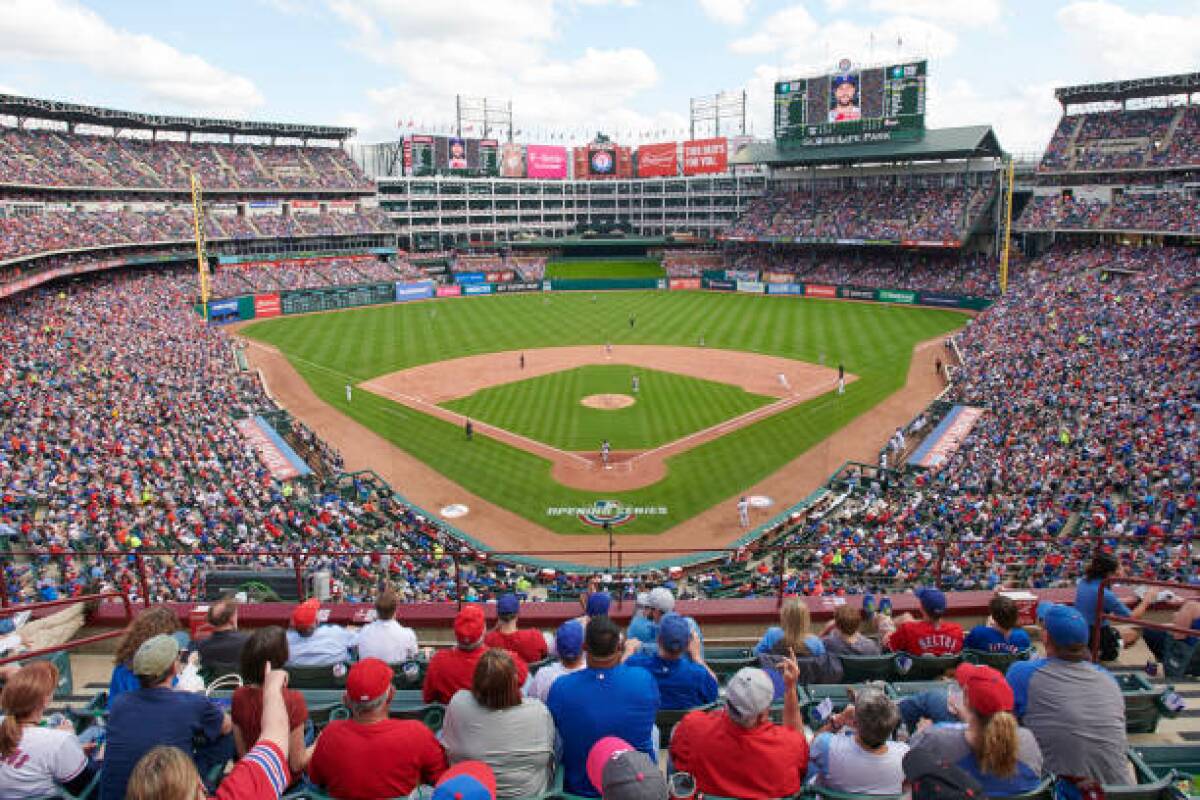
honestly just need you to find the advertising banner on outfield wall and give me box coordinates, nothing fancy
[804,284,838,298]
[725,269,759,282]
[485,271,515,284]
[636,142,678,177]
[669,278,701,290]
[706,278,735,291]
[876,289,917,304]
[840,286,877,301]
[495,281,540,293]
[737,280,765,294]
[207,298,240,323]
[682,137,728,175]
[763,272,794,284]
[767,283,804,295]
[395,281,435,302]
[455,272,486,284]
[254,293,282,318]
[463,284,494,295]
[917,292,965,308]
[436,285,462,297]
[526,145,569,179]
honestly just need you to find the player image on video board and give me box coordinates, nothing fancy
[829,73,861,123]
[448,137,468,169]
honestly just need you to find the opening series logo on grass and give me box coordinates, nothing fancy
[546,500,668,527]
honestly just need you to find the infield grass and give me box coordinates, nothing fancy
[242,291,967,533]
[443,364,774,451]
[545,258,665,280]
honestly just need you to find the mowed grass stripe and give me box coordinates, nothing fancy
[546,259,665,280]
[244,291,967,533]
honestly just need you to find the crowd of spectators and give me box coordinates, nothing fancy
[662,249,722,277]
[1039,105,1200,172]
[1017,192,1200,234]
[0,127,373,191]
[209,257,416,297]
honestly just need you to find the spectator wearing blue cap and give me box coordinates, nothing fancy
[635,587,705,659]
[880,588,964,656]
[573,591,612,631]
[1006,603,1130,784]
[623,614,718,710]
[486,594,549,666]
[526,621,586,702]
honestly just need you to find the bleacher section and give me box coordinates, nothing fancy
[1039,105,1200,173]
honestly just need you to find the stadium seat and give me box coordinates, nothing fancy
[387,660,426,690]
[895,654,961,681]
[963,648,1032,675]
[705,647,757,679]
[1127,745,1200,789]
[655,703,715,743]
[284,663,349,689]
[1097,774,1183,800]
[837,654,896,682]
[1157,637,1200,680]
[1116,673,1169,734]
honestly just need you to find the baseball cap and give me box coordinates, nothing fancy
[291,597,320,629]
[725,667,774,723]
[346,658,393,703]
[587,737,632,792]
[432,761,496,800]
[646,587,675,613]
[903,749,984,800]
[497,593,520,616]
[556,620,585,659]
[601,750,668,800]
[586,592,612,617]
[455,605,486,646]
[657,613,690,654]
[1037,602,1089,647]
[635,592,650,609]
[916,587,947,615]
[131,634,179,677]
[954,663,1013,717]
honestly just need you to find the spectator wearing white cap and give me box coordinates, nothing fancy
[635,588,704,658]
[670,660,808,800]
[626,593,654,645]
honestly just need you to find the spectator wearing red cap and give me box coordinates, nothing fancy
[442,649,556,798]
[425,606,528,705]
[485,594,549,666]
[880,588,964,656]
[908,664,1042,796]
[431,761,497,800]
[308,658,448,799]
[670,659,808,800]
[285,599,354,667]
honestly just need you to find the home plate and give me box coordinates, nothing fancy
[440,504,469,518]
[748,495,774,508]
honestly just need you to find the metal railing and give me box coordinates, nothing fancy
[1092,576,1200,664]
[0,591,135,665]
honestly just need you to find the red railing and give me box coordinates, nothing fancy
[0,591,135,665]
[1091,576,1200,664]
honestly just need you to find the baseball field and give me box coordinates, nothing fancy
[240,290,967,543]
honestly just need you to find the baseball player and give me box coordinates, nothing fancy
[601,439,611,467]
[737,496,750,528]
[520,353,525,370]
[838,363,845,381]
[345,383,352,403]
[632,375,640,394]
[629,313,636,329]
[605,342,613,357]
[838,376,845,395]
[465,418,474,441]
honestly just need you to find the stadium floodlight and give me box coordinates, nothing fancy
[456,95,514,142]
[689,89,747,140]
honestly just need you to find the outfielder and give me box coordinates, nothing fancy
[345,383,352,403]
[737,496,750,527]
[632,375,640,394]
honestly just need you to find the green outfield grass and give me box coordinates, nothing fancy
[241,291,967,534]
[443,364,774,451]
[545,258,665,280]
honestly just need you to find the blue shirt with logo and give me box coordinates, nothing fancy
[624,653,718,710]
[964,625,1032,654]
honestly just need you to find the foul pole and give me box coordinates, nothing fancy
[999,157,1016,294]
[189,170,211,320]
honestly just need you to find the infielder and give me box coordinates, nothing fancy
[632,375,640,394]
[737,496,750,527]
[601,439,611,467]
[345,383,352,403]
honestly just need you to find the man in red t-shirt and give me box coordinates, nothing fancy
[484,593,549,665]
[671,659,809,800]
[882,588,964,656]
[423,605,528,704]
[308,659,448,800]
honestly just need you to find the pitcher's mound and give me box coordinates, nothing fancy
[581,393,635,410]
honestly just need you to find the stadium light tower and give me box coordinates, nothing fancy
[188,170,211,320]
[456,95,514,141]
[689,89,747,139]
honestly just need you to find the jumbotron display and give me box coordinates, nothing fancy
[774,59,927,146]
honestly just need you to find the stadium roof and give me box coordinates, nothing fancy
[1055,72,1200,105]
[730,125,1004,168]
[0,95,356,141]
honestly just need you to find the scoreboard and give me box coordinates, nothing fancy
[280,283,394,315]
[775,60,926,146]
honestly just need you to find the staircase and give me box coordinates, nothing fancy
[1147,108,1186,167]
[1063,116,1085,171]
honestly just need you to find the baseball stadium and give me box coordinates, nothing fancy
[0,3,1197,798]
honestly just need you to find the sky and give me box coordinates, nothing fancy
[0,0,1197,155]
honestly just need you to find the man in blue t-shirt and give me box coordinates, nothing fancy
[625,613,718,710]
[102,635,231,800]
[964,595,1032,654]
[547,616,660,797]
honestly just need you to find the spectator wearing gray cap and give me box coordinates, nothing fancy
[101,634,232,800]
[1006,603,1130,784]
[623,614,717,710]
[670,659,808,800]
[809,685,909,793]
[626,593,654,645]
[635,588,704,659]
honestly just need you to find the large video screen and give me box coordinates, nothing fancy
[406,135,499,176]
[774,60,926,146]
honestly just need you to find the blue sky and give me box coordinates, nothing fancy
[0,0,1197,153]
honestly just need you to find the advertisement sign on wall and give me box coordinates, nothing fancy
[877,289,917,304]
[737,280,765,294]
[682,137,728,175]
[436,285,462,297]
[526,145,568,179]
[636,142,678,177]
[254,293,282,318]
[804,284,838,298]
[917,292,965,308]
[840,286,877,301]
[484,270,515,284]
[669,278,701,290]
[500,143,526,178]
[767,283,804,295]
[495,282,540,293]
[394,281,434,302]
[706,279,735,291]
[455,272,486,284]
[463,284,494,295]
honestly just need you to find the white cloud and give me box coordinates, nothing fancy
[926,76,1063,156]
[0,0,263,114]
[698,0,753,25]
[867,0,1004,29]
[1057,1,1200,79]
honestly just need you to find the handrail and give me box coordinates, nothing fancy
[1092,576,1199,663]
[0,590,135,666]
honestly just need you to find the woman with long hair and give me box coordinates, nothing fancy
[109,605,184,708]
[231,626,310,776]
[908,664,1043,795]
[0,662,96,799]
[755,598,842,691]
[1075,550,1154,662]
[441,648,556,799]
